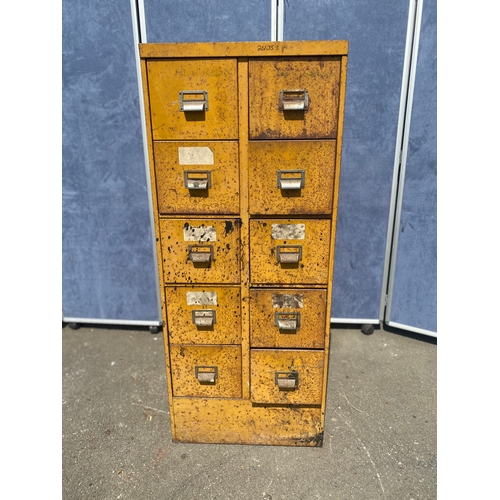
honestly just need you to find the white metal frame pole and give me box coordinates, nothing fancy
[129,0,163,327]
[271,0,284,41]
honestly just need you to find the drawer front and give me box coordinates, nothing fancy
[248,140,336,215]
[170,345,241,398]
[166,286,241,345]
[249,288,326,348]
[249,219,330,285]
[154,141,240,215]
[249,57,341,140]
[147,59,238,140]
[250,349,324,405]
[160,218,241,284]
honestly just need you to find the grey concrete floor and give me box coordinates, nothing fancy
[62,324,436,500]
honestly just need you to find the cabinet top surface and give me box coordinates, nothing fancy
[139,40,348,59]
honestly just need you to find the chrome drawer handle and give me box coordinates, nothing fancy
[276,170,305,190]
[192,309,216,327]
[275,371,299,390]
[184,170,212,190]
[179,90,208,112]
[278,89,309,111]
[188,244,214,263]
[195,366,218,384]
[275,311,300,331]
[276,245,302,264]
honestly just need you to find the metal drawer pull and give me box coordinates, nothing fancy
[184,170,211,190]
[188,244,214,263]
[179,90,208,112]
[195,366,218,384]
[276,245,302,264]
[275,371,299,390]
[275,311,300,331]
[277,170,305,190]
[192,309,216,327]
[278,89,309,111]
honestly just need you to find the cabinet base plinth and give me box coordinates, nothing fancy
[172,398,324,446]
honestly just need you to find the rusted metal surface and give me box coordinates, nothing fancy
[249,140,336,215]
[139,41,348,446]
[249,57,341,139]
[166,286,241,345]
[169,345,241,398]
[249,288,327,348]
[160,218,241,284]
[147,58,238,140]
[140,40,348,59]
[250,349,324,405]
[249,219,331,285]
[154,141,240,214]
[172,398,324,446]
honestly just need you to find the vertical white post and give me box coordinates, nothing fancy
[271,0,284,41]
[130,0,163,325]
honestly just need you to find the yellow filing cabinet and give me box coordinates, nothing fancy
[139,41,348,446]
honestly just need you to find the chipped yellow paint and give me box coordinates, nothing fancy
[139,40,348,59]
[248,140,336,215]
[139,41,349,446]
[249,219,331,285]
[165,285,241,345]
[172,398,324,446]
[249,288,327,349]
[169,345,241,398]
[249,57,341,139]
[159,218,241,284]
[153,141,240,215]
[147,58,238,140]
[250,349,324,405]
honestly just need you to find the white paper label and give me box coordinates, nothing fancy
[183,224,216,242]
[272,294,304,308]
[271,223,306,240]
[178,147,214,165]
[186,292,218,306]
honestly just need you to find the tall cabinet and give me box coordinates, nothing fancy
[139,41,348,446]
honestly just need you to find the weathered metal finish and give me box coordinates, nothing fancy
[139,40,348,59]
[147,58,238,140]
[249,57,341,139]
[165,286,241,345]
[249,219,331,284]
[249,140,336,215]
[249,288,327,348]
[250,349,324,405]
[154,141,240,214]
[160,218,241,284]
[169,345,241,398]
[139,41,348,446]
[172,398,324,446]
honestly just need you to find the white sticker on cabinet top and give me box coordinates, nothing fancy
[183,223,217,242]
[186,291,218,306]
[271,223,306,240]
[178,147,214,165]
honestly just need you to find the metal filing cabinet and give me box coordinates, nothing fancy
[139,41,348,446]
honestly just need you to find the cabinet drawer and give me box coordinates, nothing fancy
[166,286,241,345]
[250,349,323,405]
[170,345,241,398]
[154,141,240,215]
[249,57,341,140]
[250,288,326,348]
[248,140,336,215]
[160,218,241,284]
[249,219,330,285]
[147,58,238,140]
